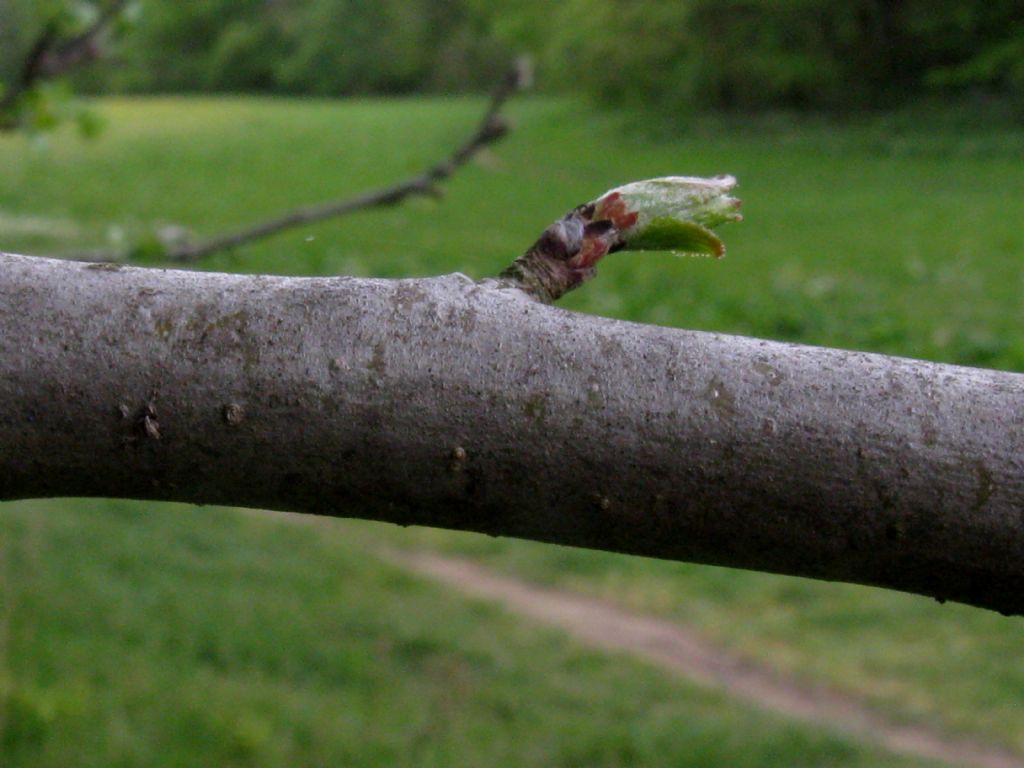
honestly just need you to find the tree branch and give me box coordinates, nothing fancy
[41,0,129,79]
[92,60,527,264]
[1,212,1022,613]
[0,23,58,125]
[0,1,128,129]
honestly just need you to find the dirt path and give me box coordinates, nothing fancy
[390,550,1024,768]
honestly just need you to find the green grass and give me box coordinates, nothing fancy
[0,501,930,768]
[366,522,1024,749]
[1,94,1023,763]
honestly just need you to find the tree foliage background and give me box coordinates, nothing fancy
[2,0,1022,116]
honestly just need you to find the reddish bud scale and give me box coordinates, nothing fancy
[594,192,640,231]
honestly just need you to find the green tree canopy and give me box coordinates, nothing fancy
[3,0,1020,115]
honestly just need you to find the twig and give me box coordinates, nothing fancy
[0,23,58,125]
[44,0,129,77]
[0,1,129,128]
[159,59,530,263]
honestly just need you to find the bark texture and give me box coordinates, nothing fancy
[1,252,1023,614]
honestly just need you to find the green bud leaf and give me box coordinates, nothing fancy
[626,218,726,257]
[597,175,742,257]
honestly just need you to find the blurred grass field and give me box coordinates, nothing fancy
[1,95,1022,766]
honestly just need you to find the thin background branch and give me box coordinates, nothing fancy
[0,0,129,128]
[160,58,530,263]
[65,58,531,264]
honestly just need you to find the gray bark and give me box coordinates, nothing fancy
[1,251,1022,614]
